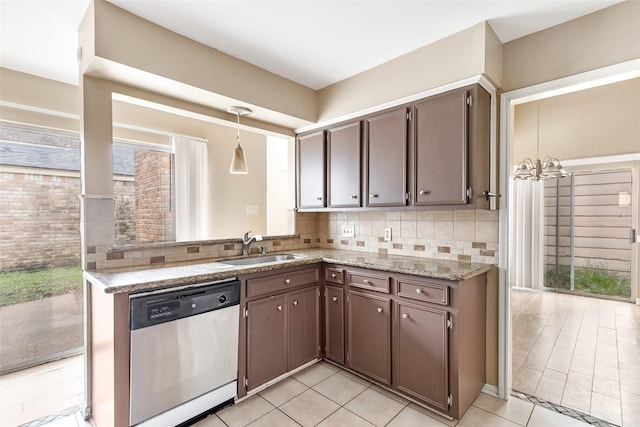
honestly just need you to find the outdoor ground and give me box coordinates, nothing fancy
[0,293,83,373]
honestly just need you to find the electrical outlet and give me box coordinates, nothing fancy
[384,227,392,242]
[246,205,259,215]
[341,224,355,238]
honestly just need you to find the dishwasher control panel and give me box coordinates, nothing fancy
[130,279,240,330]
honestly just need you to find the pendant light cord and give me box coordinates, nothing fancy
[236,113,241,147]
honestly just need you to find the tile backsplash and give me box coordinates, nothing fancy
[313,209,499,264]
[86,209,498,270]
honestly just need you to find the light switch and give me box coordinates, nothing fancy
[341,224,355,238]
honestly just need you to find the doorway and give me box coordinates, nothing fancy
[500,67,640,426]
[544,168,634,300]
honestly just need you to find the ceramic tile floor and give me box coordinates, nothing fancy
[0,354,86,427]
[2,356,593,427]
[512,289,640,427]
[193,361,591,427]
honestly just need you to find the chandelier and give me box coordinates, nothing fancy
[513,107,568,181]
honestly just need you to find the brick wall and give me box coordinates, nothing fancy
[0,172,81,271]
[133,150,174,243]
[0,171,138,271]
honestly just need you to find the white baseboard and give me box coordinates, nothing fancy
[481,383,500,398]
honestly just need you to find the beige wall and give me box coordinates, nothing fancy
[502,0,640,92]
[80,0,317,127]
[317,22,498,122]
[512,78,640,163]
[0,68,80,131]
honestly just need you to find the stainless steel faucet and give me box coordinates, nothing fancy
[242,231,263,256]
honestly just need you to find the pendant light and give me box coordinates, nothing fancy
[513,107,568,181]
[228,106,252,174]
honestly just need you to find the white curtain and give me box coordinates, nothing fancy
[173,136,209,241]
[509,178,545,289]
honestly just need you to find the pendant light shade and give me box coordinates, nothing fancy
[228,106,252,174]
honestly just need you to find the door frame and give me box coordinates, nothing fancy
[497,58,640,399]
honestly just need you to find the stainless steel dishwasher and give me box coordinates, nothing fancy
[129,279,240,426]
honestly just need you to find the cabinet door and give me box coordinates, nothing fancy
[347,290,391,384]
[246,295,287,390]
[366,108,407,207]
[288,286,320,370]
[327,121,361,207]
[324,285,344,365]
[414,90,468,205]
[297,130,325,209]
[394,301,449,411]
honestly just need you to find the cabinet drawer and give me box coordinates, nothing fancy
[347,270,390,293]
[325,267,344,285]
[247,267,319,298]
[396,278,449,306]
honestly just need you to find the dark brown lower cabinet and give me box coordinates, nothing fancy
[246,294,287,390]
[324,285,344,364]
[288,286,320,370]
[346,290,391,385]
[246,284,319,391]
[394,301,449,411]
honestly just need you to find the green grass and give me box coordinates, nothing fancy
[0,267,82,306]
[545,263,631,298]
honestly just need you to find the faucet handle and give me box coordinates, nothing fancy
[243,231,252,242]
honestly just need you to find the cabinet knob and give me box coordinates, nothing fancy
[402,313,409,319]
[416,288,422,294]
[350,195,358,199]
[419,190,430,195]
[293,300,298,306]
[284,278,291,284]
[316,196,323,201]
[332,296,338,302]
[377,307,383,313]
[331,273,337,279]
[363,279,370,285]
[277,305,282,311]
[369,194,378,198]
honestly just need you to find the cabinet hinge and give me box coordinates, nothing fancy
[406,110,412,121]
[405,192,410,202]
[244,377,248,387]
[447,317,453,330]
[466,187,472,201]
[447,394,453,406]
[244,308,249,318]
[466,95,472,107]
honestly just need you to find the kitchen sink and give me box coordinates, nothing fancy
[219,253,306,266]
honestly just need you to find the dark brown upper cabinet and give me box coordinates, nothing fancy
[414,90,468,205]
[413,85,490,208]
[295,83,491,211]
[365,108,408,207]
[327,121,361,208]
[297,130,326,209]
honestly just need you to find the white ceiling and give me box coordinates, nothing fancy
[0,0,624,90]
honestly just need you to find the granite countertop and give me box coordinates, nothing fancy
[84,248,495,295]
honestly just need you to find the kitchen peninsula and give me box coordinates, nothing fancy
[85,248,494,426]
